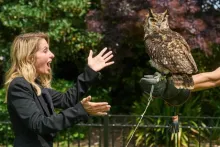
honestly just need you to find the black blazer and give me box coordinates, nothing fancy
[7,66,100,147]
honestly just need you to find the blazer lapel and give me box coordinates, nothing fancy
[41,88,55,115]
[36,93,51,116]
[30,82,54,116]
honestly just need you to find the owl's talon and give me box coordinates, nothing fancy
[144,75,154,78]
[154,72,161,77]
[141,77,158,84]
[153,72,163,82]
[142,72,166,85]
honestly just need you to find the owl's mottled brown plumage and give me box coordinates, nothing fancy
[144,9,198,89]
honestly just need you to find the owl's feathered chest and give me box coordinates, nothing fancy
[144,30,187,56]
[144,30,175,45]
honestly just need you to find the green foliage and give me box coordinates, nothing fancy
[130,93,204,146]
[192,45,220,72]
[0,88,14,146]
[0,0,90,29]
[0,89,7,119]
[52,79,73,92]
[88,86,112,103]
[54,126,87,146]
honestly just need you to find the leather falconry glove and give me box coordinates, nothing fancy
[139,72,191,106]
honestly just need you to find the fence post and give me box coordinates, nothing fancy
[104,114,109,147]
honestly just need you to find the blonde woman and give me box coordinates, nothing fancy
[5,32,114,147]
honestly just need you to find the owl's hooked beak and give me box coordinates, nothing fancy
[157,24,161,28]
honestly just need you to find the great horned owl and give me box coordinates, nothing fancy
[143,9,198,89]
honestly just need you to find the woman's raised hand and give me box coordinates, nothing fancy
[88,47,114,72]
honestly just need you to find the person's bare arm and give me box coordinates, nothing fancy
[192,67,220,91]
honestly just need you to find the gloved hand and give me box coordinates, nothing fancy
[139,72,191,106]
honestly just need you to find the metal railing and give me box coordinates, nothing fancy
[1,115,220,147]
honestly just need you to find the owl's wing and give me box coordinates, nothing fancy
[172,31,191,51]
[171,31,198,73]
[164,41,197,74]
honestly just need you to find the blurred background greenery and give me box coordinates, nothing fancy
[0,0,220,146]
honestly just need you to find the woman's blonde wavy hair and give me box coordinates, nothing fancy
[4,32,52,102]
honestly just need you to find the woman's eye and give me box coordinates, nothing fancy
[43,49,48,53]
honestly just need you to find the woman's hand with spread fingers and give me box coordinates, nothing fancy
[88,47,114,72]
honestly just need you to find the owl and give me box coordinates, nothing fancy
[143,9,198,89]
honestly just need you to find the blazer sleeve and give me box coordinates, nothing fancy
[48,66,101,109]
[7,78,89,135]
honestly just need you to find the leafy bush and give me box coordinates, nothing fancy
[0,88,14,146]
[130,93,205,146]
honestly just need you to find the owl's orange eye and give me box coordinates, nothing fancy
[150,18,156,22]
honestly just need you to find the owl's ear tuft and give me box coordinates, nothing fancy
[163,9,168,16]
[149,9,154,18]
